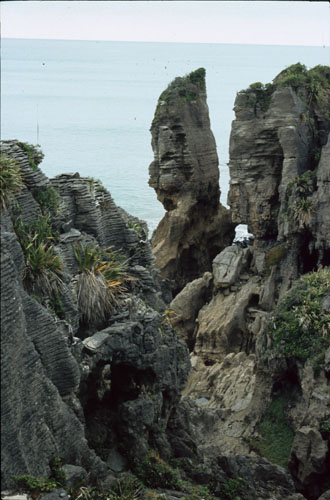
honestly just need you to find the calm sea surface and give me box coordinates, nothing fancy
[2,38,329,232]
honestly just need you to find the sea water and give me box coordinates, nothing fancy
[2,38,329,233]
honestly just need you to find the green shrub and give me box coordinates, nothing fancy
[249,395,294,469]
[242,63,330,115]
[216,477,247,500]
[17,142,44,171]
[133,449,181,489]
[33,186,61,216]
[159,68,206,104]
[0,154,24,209]
[269,268,330,369]
[242,82,276,112]
[287,171,315,198]
[12,474,57,493]
[187,67,206,89]
[73,243,130,324]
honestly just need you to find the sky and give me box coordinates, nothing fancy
[1,1,330,47]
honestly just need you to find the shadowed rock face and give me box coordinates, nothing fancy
[149,69,235,293]
[0,140,190,488]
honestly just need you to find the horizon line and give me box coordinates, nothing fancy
[3,36,330,49]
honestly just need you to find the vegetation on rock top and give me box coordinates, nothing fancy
[159,67,206,104]
[241,63,330,115]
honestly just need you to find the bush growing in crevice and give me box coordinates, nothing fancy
[214,477,248,500]
[32,185,61,217]
[132,449,181,489]
[282,170,316,231]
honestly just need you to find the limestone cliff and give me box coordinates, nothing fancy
[0,140,190,488]
[171,64,330,500]
[149,68,234,294]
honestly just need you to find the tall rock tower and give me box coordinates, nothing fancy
[149,68,234,294]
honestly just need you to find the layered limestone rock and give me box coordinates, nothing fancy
[173,65,330,499]
[149,68,235,293]
[0,140,190,488]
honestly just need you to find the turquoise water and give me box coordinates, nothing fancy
[2,38,329,231]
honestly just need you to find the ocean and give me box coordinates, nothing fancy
[2,38,329,233]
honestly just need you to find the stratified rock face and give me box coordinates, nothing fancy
[149,69,235,293]
[228,86,310,240]
[228,67,330,251]
[149,69,220,209]
[1,232,104,486]
[172,66,330,499]
[311,136,330,263]
[0,140,190,487]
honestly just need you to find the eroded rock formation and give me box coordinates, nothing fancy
[149,68,235,293]
[171,65,330,499]
[1,64,330,500]
[0,140,189,488]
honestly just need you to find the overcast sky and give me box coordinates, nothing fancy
[1,1,330,47]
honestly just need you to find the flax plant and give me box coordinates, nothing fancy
[14,215,64,298]
[72,243,130,324]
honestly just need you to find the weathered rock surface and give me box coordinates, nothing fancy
[0,140,190,488]
[2,64,330,500]
[228,86,311,241]
[149,69,235,293]
[169,272,213,349]
[172,66,330,499]
[1,243,104,486]
[310,136,330,263]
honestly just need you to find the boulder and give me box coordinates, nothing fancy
[212,245,248,288]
